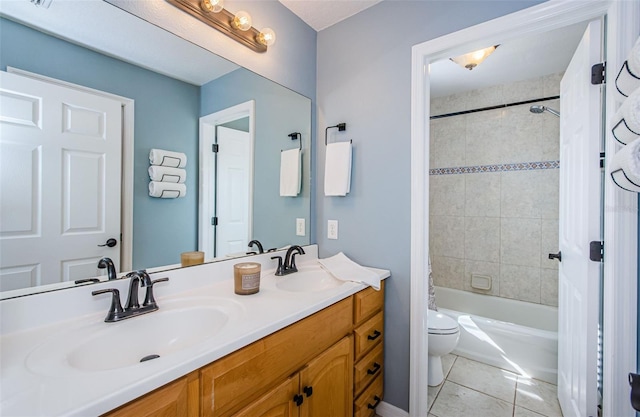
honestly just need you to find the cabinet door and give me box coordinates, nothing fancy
[235,376,300,417]
[300,336,353,417]
[102,372,199,417]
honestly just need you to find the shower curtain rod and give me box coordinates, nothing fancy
[430,95,560,120]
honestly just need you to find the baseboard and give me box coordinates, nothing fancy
[376,401,409,417]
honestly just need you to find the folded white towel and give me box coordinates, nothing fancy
[148,166,187,183]
[279,148,301,197]
[610,137,640,192]
[324,142,352,196]
[616,36,640,98]
[149,149,187,168]
[611,87,640,145]
[317,252,380,290]
[148,181,187,198]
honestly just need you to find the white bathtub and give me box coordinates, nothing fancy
[434,286,558,384]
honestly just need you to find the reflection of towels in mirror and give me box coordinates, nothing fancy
[610,137,640,192]
[149,181,187,198]
[149,148,187,168]
[324,142,352,196]
[279,148,301,197]
[612,87,640,145]
[148,166,186,183]
[615,36,640,98]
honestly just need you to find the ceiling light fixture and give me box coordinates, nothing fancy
[450,45,499,70]
[166,0,275,52]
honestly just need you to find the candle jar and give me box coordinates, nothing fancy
[181,251,204,267]
[234,262,261,295]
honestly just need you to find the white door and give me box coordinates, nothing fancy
[215,126,252,257]
[0,71,122,291]
[557,20,602,417]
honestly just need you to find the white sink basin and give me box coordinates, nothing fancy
[26,297,243,374]
[275,267,345,292]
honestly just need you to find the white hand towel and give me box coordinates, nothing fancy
[148,166,187,183]
[149,149,187,168]
[611,87,640,145]
[324,142,352,196]
[610,137,640,192]
[148,181,187,198]
[279,148,301,197]
[616,36,640,98]
[317,252,380,290]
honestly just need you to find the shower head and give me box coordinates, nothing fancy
[529,105,560,117]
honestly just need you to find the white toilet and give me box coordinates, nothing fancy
[427,309,460,386]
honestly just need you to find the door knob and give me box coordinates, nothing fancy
[98,238,117,248]
[548,251,562,262]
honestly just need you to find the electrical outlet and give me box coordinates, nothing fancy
[328,220,338,240]
[296,218,305,236]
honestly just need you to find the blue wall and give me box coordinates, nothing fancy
[316,1,543,410]
[200,68,312,249]
[0,18,200,269]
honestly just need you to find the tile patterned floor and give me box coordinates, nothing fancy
[428,355,563,417]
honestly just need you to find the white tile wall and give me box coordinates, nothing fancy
[429,73,562,307]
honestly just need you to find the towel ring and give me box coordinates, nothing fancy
[325,123,347,145]
[287,132,302,151]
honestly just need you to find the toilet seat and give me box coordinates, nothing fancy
[427,310,459,335]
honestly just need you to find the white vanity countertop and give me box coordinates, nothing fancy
[0,246,390,416]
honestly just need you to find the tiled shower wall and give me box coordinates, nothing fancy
[429,73,562,307]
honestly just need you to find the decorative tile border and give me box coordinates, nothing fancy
[429,160,560,175]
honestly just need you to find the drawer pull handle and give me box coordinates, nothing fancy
[367,395,382,409]
[293,394,304,406]
[303,385,313,397]
[367,330,381,340]
[367,362,381,375]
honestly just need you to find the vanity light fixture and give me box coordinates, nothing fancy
[450,45,499,70]
[166,0,275,52]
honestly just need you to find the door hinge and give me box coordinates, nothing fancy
[211,216,218,226]
[599,152,605,168]
[212,144,219,153]
[589,241,603,262]
[591,62,606,85]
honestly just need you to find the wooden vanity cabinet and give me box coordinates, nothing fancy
[101,282,385,417]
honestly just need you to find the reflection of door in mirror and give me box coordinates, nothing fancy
[215,126,252,257]
[199,101,255,260]
[0,72,123,291]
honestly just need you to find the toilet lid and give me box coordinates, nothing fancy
[427,310,459,333]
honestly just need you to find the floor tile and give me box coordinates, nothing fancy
[516,376,563,417]
[447,356,517,402]
[430,381,513,417]
[514,405,547,417]
[441,354,457,378]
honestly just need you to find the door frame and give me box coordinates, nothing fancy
[409,1,639,416]
[198,100,255,259]
[5,67,134,272]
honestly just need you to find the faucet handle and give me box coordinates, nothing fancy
[143,277,169,308]
[92,288,125,322]
[271,256,284,276]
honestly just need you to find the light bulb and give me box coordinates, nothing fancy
[200,0,223,13]
[233,11,252,31]
[258,28,276,46]
[471,49,487,60]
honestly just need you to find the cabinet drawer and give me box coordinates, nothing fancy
[354,282,385,325]
[201,297,353,417]
[354,374,383,417]
[354,342,383,396]
[354,311,383,360]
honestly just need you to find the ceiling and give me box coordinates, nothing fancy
[278,0,382,31]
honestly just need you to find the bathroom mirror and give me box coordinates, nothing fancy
[0,0,311,299]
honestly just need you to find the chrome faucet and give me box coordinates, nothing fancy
[97,257,117,280]
[92,270,168,322]
[271,245,305,276]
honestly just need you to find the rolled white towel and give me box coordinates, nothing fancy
[149,149,187,168]
[148,166,187,183]
[148,181,187,198]
[615,36,640,98]
[611,87,640,145]
[610,137,640,192]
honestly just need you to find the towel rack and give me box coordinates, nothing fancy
[325,123,347,145]
[288,132,302,150]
